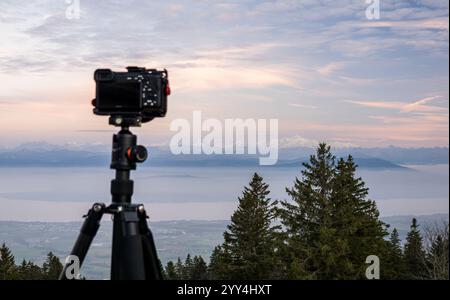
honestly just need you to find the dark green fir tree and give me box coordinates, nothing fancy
[211,173,279,280]
[208,245,232,280]
[331,156,388,279]
[0,243,17,280]
[404,218,427,279]
[175,257,185,280]
[425,227,449,280]
[17,259,44,280]
[190,256,208,280]
[42,252,63,280]
[165,261,178,280]
[279,143,337,279]
[279,144,388,280]
[383,229,405,280]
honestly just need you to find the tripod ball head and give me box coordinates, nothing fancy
[110,127,147,171]
[127,145,148,163]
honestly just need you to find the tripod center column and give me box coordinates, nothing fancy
[110,127,138,204]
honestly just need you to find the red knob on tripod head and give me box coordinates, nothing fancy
[127,146,148,163]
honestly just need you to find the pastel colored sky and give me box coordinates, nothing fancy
[0,0,448,148]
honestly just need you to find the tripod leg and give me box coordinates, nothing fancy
[111,206,147,280]
[59,203,105,280]
[110,205,163,280]
[139,208,163,280]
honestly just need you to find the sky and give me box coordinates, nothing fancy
[0,0,448,149]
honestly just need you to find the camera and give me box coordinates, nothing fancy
[93,66,170,125]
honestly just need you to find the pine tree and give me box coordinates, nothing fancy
[175,257,185,280]
[164,255,209,280]
[279,144,337,279]
[18,259,29,280]
[389,229,402,259]
[383,229,405,279]
[0,243,17,280]
[213,173,279,280]
[158,259,166,280]
[404,218,427,279]
[42,252,63,280]
[191,256,208,280]
[208,245,232,280]
[331,156,389,279]
[183,254,193,279]
[17,259,44,280]
[279,144,388,279]
[426,233,449,280]
[165,261,177,280]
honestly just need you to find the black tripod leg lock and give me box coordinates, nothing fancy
[81,203,106,235]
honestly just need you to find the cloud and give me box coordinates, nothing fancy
[288,103,317,109]
[337,76,380,86]
[347,96,447,114]
[173,65,299,92]
[170,44,302,91]
[359,17,449,31]
[279,135,358,149]
[290,120,449,147]
[403,96,445,112]
[167,4,184,13]
[0,0,448,147]
[1,0,448,73]
[342,95,449,146]
[317,62,346,76]
[348,100,407,110]
[369,113,449,124]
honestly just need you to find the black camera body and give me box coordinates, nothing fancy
[93,66,170,125]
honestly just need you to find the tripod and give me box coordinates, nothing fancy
[60,126,162,280]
